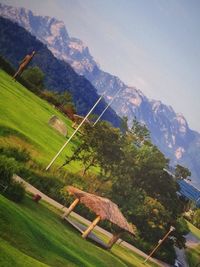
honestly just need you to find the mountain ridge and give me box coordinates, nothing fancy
[0,3,199,187]
[0,15,121,128]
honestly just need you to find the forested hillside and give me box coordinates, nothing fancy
[0,16,121,128]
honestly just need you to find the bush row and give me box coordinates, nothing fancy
[0,155,25,202]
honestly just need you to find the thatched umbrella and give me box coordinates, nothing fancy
[62,186,135,249]
[72,114,90,128]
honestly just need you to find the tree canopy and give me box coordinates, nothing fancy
[22,66,45,91]
[62,118,189,263]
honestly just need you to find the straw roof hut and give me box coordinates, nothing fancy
[62,186,135,249]
[67,186,134,235]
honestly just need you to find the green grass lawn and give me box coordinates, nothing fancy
[0,70,81,171]
[0,194,158,267]
[186,245,200,267]
[186,220,200,239]
[0,70,160,266]
[186,220,200,267]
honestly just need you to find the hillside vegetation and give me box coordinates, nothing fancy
[0,69,190,265]
[0,70,79,170]
[0,16,121,127]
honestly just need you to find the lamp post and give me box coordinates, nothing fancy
[45,94,104,171]
[143,226,175,264]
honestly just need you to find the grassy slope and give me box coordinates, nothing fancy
[186,245,200,267]
[0,70,81,170]
[0,70,159,266]
[0,194,157,267]
[187,220,200,239]
[186,221,200,267]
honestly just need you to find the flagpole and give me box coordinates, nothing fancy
[93,88,122,127]
[45,94,104,171]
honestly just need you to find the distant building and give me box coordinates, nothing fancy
[177,179,200,207]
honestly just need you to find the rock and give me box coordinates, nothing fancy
[48,115,67,136]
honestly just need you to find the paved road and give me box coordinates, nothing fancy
[14,174,170,267]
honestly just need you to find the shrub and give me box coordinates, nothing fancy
[0,155,19,186]
[0,146,30,163]
[22,66,45,91]
[0,54,15,76]
[40,90,60,106]
[0,155,25,202]
[18,167,65,203]
[5,181,25,202]
[193,209,200,229]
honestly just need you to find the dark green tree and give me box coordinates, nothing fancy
[22,66,45,90]
[120,116,129,134]
[193,209,200,228]
[63,121,123,178]
[131,117,150,146]
[175,164,191,180]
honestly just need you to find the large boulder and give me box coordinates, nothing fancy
[48,115,67,136]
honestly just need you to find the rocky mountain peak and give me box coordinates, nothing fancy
[0,3,98,75]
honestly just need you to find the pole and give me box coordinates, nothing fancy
[61,198,80,219]
[93,87,123,126]
[143,226,175,264]
[45,94,104,171]
[82,216,101,239]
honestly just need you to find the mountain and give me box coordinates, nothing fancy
[0,3,200,187]
[0,16,121,128]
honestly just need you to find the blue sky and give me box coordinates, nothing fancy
[1,0,200,132]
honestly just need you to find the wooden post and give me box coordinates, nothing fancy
[72,121,77,128]
[82,215,101,239]
[62,198,79,219]
[107,232,122,249]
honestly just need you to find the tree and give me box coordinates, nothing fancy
[41,90,60,106]
[193,209,200,229]
[120,116,129,134]
[62,115,187,262]
[57,92,73,108]
[133,196,171,242]
[22,66,45,91]
[110,119,186,262]
[62,121,123,178]
[58,92,76,119]
[175,164,191,180]
[131,117,150,146]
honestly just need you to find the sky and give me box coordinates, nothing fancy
[1,0,200,132]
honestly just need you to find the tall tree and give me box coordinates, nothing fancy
[63,121,123,177]
[175,164,191,180]
[22,66,45,91]
[131,117,150,146]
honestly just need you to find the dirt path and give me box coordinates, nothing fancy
[14,174,170,267]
